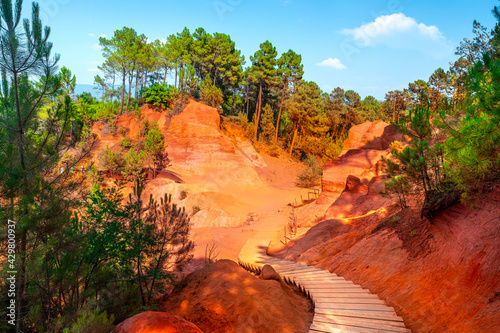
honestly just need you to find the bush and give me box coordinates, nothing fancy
[267,144,280,157]
[62,306,115,333]
[296,156,323,188]
[200,77,223,109]
[101,145,124,170]
[141,83,179,110]
[119,137,132,149]
[227,112,254,139]
[297,135,344,163]
[192,205,201,215]
[180,190,188,200]
[382,175,411,209]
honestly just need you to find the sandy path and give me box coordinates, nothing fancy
[188,185,307,267]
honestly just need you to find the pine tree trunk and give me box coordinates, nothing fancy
[245,85,249,117]
[275,84,286,142]
[134,70,140,100]
[289,124,298,155]
[111,73,116,104]
[126,69,134,112]
[253,84,262,141]
[164,65,168,84]
[175,67,178,89]
[120,67,126,115]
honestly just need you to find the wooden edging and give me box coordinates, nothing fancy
[238,237,412,333]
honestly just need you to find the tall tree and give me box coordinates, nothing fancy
[0,1,93,329]
[428,68,451,113]
[275,49,303,141]
[249,40,278,141]
[100,27,142,115]
[287,81,322,154]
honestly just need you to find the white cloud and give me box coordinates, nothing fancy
[342,13,452,58]
[88,33,94,37]
[317,58,347,70]
[88,68,99,72]
[100,33,107,38]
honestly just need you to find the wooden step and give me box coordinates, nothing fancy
[314,308,404,322]
[315,303,394,312]
[313,297,386,305]
[310,321,410,333]
[313,314,410,332]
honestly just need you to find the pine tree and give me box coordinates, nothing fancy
[276,50,303,141]
[260,104,276,143]
[249,40,278,141]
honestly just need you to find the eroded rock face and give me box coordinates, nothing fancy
[165,101,264,190]
[274,187,500,333]
[324,175,393,220]
[112,311,203,333]
[160,259,313,333]
[321,149,388,193]
[341,120,403,153]
[317,121,402,222]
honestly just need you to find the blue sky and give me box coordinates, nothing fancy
[31,0,499,99]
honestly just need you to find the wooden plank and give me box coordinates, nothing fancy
[314,308,404,322]
[307,287,369,292]
[276,268,320,275]
[311,291,380,300]
[314,314,408,330]
[293,279,352,285]
[287,273,345,280]
[310,322,408,333]
[316,303,394,312]
[284,270,336,276]
[313,297,386,305]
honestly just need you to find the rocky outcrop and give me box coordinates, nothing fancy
[314,121,403,226]
[112,311,203,333]
[341,120,403,153]
[321,149,387,193]
[274,186,500,333]
[160,259,313,333]
[324,175,393,220]
[165,101,264,189]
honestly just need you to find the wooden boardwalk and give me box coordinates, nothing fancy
[238,231,411,333]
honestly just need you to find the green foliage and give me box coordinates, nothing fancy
[388,107,445,196]
[260,104,275,143]
[145,123,170,170]
[200,76,224,109]
[442,52,500,193]
[119,137,132,149]
[296,156,323,188]
[383,176,411,209]
[141,83,179,110]
[192,205,201,215]
[62,305,115,333]
[180,190,188,200]
[123,147,146,181]
[102,145,125,170]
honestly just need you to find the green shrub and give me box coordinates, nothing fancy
[101,145,124,170]
[119,137,132,149]
[62,306,115,333]
[192,205,201,215]
[382,175,411,209]
[200,77,223,109]
[180,190,188,200]
[141,83,179,110]
[296,156,323,188]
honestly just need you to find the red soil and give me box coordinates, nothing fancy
[273,166,500,332]
[112,311,203,333]
[160,260,313,333]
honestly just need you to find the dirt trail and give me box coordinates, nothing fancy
[188,185,307,269]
